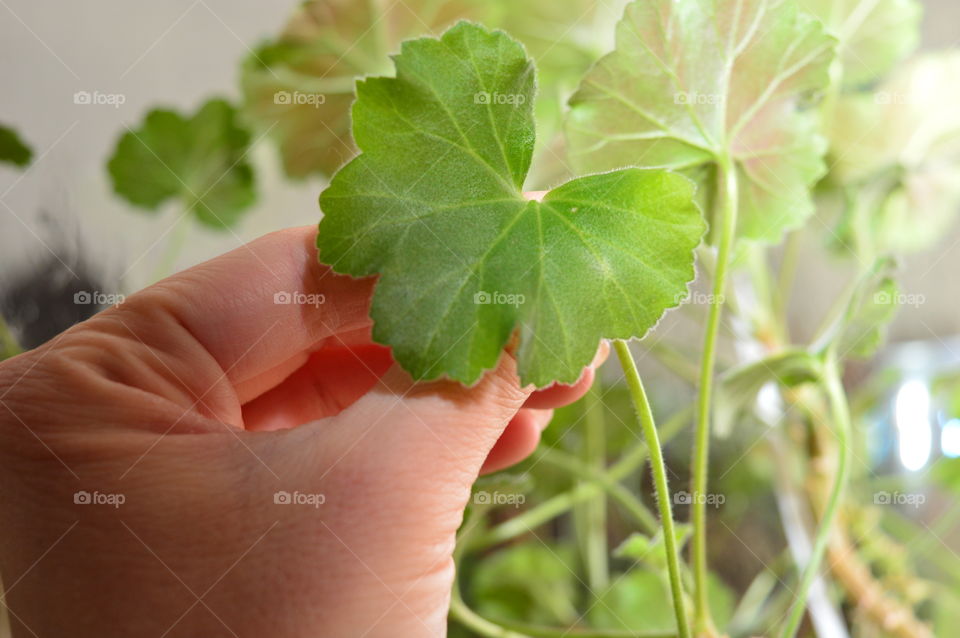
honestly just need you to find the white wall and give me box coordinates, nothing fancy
[0,0,317,293]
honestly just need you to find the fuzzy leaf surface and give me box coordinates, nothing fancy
[318,22,704,387]
[567,0,835,243]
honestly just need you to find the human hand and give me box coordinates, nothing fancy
[0,226,606,637]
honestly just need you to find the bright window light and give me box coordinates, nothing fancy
[942,419,960,458]
[894,380,932,471]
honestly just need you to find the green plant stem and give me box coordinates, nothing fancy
[494,617,675,638]
[451,508,531,638]
[691,153,738,635]
[728,552,791,636]
[774,230,801,334]
[540,448,658,533]
[646,340,701,385]
[614,340,690,638]
[0,315,22,360]
[581,384,610,593]
[449,592,534,638]
[367,0,389,60]
[452,504,676,638]
[914,506,960,558]
[539,447,700,594]
[451,592,677,638]
[478,407,692,548]
[151,212,192,282]
[480,484,596,547]
[746,245,781,345]
[778,353,852,638]
[881,510,960,585]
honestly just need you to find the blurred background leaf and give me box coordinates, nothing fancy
[467,543,580,627]
[107,98,256,229]
[799,0,922,86]
[0,124,32,168]
[240,0,627,186]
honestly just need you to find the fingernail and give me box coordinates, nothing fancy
[590,340,611,369]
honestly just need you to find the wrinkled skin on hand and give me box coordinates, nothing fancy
[0,226,605,637]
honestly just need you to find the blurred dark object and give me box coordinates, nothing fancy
[1,252,107,351]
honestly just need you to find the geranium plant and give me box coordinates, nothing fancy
[97,0,960,636]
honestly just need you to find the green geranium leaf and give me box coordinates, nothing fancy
[813,257,900,358]
[470,543,579,626]
[830,53,960,182]
[567,0,835,244]
[614,523,692,570]
[828,53,960,254]
[591,570,674,632]
[799,0,921,86]
[590,569,734,633]
[317,22,704,387]
[715,349,820,437]
[0,124,32,168]
[483,0,629,187]
[240,0,488,178]
[241,0,625,181]
[107,98,255,229]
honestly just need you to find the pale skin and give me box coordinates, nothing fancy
[0,223,606,637]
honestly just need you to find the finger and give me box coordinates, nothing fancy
[242,341,393,431]
[480,408,553,474]
[523,340,610,409]
[524,368,595,410]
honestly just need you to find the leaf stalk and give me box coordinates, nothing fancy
[778,352,852,638]
[691,153,738,635]
[614,339,690,638]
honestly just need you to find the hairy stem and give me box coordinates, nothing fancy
[779,353,852,638]
[614,340,690,638]
[691,153,738,634]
